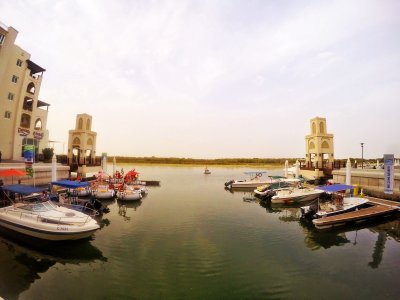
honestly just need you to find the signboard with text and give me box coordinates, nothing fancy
[384,154,394,194]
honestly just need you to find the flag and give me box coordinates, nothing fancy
[23,144,34,177]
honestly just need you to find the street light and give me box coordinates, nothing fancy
[361,143,364,169]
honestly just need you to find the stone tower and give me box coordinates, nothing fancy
[67,113,97,165]
[305,117,334,168]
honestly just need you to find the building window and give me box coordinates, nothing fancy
[34,118,42,130]
[23,97,33,111]
[8,93,14,101]
[0,34,5,45]
[27,82,35,94]
[20,113,31,128]
[16,59,23,67]
[12,75,18,83]
[4,111,11,119]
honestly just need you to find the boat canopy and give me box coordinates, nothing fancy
[51,180,89,189]
[1,184,45,195]
[317,184,354,192]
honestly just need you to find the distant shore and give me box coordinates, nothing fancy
[107,156,301,166]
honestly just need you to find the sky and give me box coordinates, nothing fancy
[1,0,399,159]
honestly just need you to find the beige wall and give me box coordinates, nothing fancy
[0,22,49,161]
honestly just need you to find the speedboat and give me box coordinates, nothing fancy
[271,186,323,204]
[254,177,302,197]
[225,172,273,189]
[0,185,99,241]
[204,167,211,174]
[300,184,369,219]
[76,186,91,197]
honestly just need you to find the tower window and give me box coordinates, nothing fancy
[16,59,23,67]
[12,75,18,83]
[8,93,14,101]
[0,34,5,45]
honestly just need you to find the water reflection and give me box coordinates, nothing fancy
[117,199,142,221]
[0,230,106,299]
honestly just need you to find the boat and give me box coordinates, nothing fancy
[92,184,115,199]
[76,186,92,197]
[116,185,142,201]
[300,184,370,219]
[224,172,274,189]
[204,167,211,175]
[271,185,323,204]
[254,177,302,198]
[0,184,99,241]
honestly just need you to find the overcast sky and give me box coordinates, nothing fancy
[1,0,399,159]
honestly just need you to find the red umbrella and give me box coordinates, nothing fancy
[0,169,26,176]
[0,168,26,184]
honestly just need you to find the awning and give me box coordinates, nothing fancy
[37,100,50,108]
[51,180,89,189]
[317,184,354,192]
[1,184,45,195]
[27,60,46,75]
[0,169,26,177]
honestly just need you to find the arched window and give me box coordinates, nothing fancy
[319,122,325,134]
[309,141,315,150]
[87,138,93,146]
[86,119,91,130]
[23,97,34,111]
[20,113,31,128]
[312,122,316,134]
[321,141,329,149]
[34,118,42,129]
[27,82,35,94]
[72,137,81,145]
[78,118,83,129]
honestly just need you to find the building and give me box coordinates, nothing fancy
[0,21,50,161]
[67,113,97,166]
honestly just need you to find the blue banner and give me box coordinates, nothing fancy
[23,144,34,177]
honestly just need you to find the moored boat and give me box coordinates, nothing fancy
[0,185,99,241]
[271,186,323,204]
[300,184,369,219]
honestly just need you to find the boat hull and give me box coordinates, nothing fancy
[0,216,99,241]
[116,191,142,201]
[271,191,322,204]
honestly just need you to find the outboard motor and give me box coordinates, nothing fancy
[302,203,318,219]
[224,180,234,188]
[260,190,276,202]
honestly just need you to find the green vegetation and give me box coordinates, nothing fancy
[42,148,54,161]
[107,156,302,166]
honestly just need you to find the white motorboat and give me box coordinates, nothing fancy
[225,172,274,189]
[254,177,302,197]
[300,184,369,219]
[204,167,211,175]
[116,185,142,201]
[92,184,115,199]
[271,186,323,204]
[76,186,91,197]
[0,185,99,241]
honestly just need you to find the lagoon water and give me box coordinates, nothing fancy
[1,165,399,299]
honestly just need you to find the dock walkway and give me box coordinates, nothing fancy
[313,197,399,230]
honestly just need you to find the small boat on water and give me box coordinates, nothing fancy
[225,172,273,189]
[300,184,369,219]
[0,184,99,241]
[92,184,115,199]
[204,167,211,175]
[254,177,302,198]
[116,185,142,201]
[271,185,323,204]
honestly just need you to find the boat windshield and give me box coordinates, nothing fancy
[18,201,56,212]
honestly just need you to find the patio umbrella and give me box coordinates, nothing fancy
[0,168,26,184]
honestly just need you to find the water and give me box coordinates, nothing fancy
[0,165,399,299]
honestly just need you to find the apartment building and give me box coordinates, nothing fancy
[0,21,49,161]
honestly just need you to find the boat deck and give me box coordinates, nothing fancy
[313,197,400,230]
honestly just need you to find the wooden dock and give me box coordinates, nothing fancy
[313,197,400,230]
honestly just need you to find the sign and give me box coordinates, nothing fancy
[33,131,43,140]
[384,154,394,194]
[18,127,30,136]
[23,144,34,177]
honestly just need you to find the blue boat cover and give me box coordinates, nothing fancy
[51,180,89,188]
[317,184,354,192]
[1,184,45,195]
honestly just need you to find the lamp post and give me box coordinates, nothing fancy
[361,143,364,169]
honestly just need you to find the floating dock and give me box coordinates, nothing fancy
[313,198,400,230]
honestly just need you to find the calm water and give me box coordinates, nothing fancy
[0,165,399,300]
